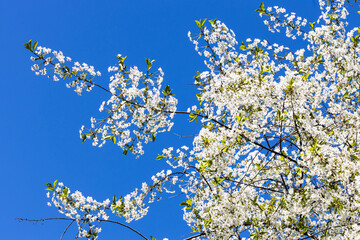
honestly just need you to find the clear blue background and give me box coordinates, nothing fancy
[2,0,354,239]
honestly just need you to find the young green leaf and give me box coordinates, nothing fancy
[32,41,38,50]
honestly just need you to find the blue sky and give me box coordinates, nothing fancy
[0,0,342,239]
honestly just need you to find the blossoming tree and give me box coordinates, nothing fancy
[24,0,360,239]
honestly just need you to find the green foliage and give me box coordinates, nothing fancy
[195,18,207,29]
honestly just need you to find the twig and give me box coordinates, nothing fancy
[60,219,74,240]
[173,133,198,138]
[17,217,149,240]
[183,232,205,240]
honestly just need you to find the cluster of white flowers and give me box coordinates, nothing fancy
[28,43,178,157]
[46,181,110,240]
[258,4,308,39]
[110,169,180,224]
[79,56,178,156]
[174,0,360,238]
[27,0,360,239]
[189,20,238,72]
[29,45,101,95]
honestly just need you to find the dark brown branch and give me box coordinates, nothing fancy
[240,133,299,165]
[183,232,205,240]
[17,217,149,240]
[225,177,284,194]
[60,219,74,240]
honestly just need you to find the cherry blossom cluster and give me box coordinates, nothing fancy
[257,3,308,39]
[45,181,110,240]
[111,168,182,223]
[188,19,238,72]
[26,41,101,95]
[174,0,360,238]
[79,56,178,156]
[26,40,178,157]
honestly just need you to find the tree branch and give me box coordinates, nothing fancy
[17,217,149,240]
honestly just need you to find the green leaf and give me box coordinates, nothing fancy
[256,2,265,13]
[32,41,38,50]
[302,72,311,80]
[260,2,265,11]
[212,177,224,185]
[201,18,207,26]
[240,42,247,50]
[112,136,116,144]
[45,182,54,191]
[117,55,127,63]
[195,19,206,29]
[195,20,202,28]
[252,196,258,206]
[189,112,197,122]
[209,19,217,25]
[180,198,193,208]
[156,155,164,160]
[24,40,32,50]
[53,180,58,188]
[165,85,170,92]
[309,22,315,30]
[63,187,69,196]
[123,148,128,155]
[150,236,156,240]
[163,85,172,95]
[145,58,155,71]
[236,113,243,123]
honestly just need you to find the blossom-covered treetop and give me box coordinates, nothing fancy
[25,0,360,239]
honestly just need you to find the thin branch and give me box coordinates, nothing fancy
[100,219,149,240]
[183,232,205,240]
[225,177,284,194]
[247,135,299,165]
[173,133,198,138]
[17,217,149,240]
[17,217,71,223]
[60,219,74,240]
